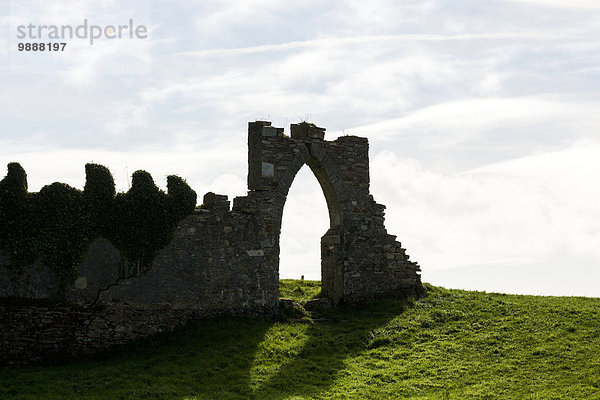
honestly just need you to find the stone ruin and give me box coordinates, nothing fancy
[0,121,424,366]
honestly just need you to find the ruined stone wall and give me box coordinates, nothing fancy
[0,191,278,366]
[0,121,423,366]
[0,303,198,367]
[1,193,277,316]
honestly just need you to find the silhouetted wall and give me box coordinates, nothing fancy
[0,121,423,366]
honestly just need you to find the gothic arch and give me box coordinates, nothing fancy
[241,121,423,305]
[277,150,343,231]
[274,143,346,302]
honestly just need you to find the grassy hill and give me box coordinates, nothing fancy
[1,280,599,399]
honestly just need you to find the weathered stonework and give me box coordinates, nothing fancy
[0,121,423,366]
[244,121,423,303]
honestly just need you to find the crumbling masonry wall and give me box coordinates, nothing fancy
[0,121,423,366]
[244,121,423,303]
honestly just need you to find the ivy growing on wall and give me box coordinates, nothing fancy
[0,163,36,267]
[0,163,197,295]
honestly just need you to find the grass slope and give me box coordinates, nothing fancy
[1,281,599,399]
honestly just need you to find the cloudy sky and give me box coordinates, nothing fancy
[1,0,599,296]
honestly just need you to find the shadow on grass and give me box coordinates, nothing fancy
[0,316,273,400]
[0,299,412,400]
[252,300,410,399]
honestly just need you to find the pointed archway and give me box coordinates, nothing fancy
[240,121,423,306]
[279,158,341,304]
[273,140,345,303]
[278,164,329,281]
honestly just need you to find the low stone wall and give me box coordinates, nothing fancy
[0,303,206,366]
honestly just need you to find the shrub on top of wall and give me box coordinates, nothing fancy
[34,182,89,292]
[0,162,27,199]
[0,163,198,297]
[83,163,116,239]
[111,170,171,274]
[110,171,198,274]
[0,163,25,249]
[0,163,36,267]
[167,175,197,220]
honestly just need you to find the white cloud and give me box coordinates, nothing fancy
[343,97,600,171]
[176,32,581,58]
[207,173,246,202]
[0,144,246,195]
[347,97,600,141]
[370,140,600,275]
[425,259,600,297]
[501,0,600,10]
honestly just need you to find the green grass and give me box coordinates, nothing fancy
[279,279,321,303]
[1,281,600,399]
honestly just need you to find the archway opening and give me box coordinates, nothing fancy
[279,164,329,299]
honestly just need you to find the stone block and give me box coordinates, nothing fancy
[261,162,274,177]
[261,126,280,137]
[203,192,230,211]
[74,277,87,289]
[290,122,326,140]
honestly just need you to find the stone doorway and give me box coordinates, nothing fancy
[246,121,423,306]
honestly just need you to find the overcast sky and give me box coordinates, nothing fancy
[1,0,599,296]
